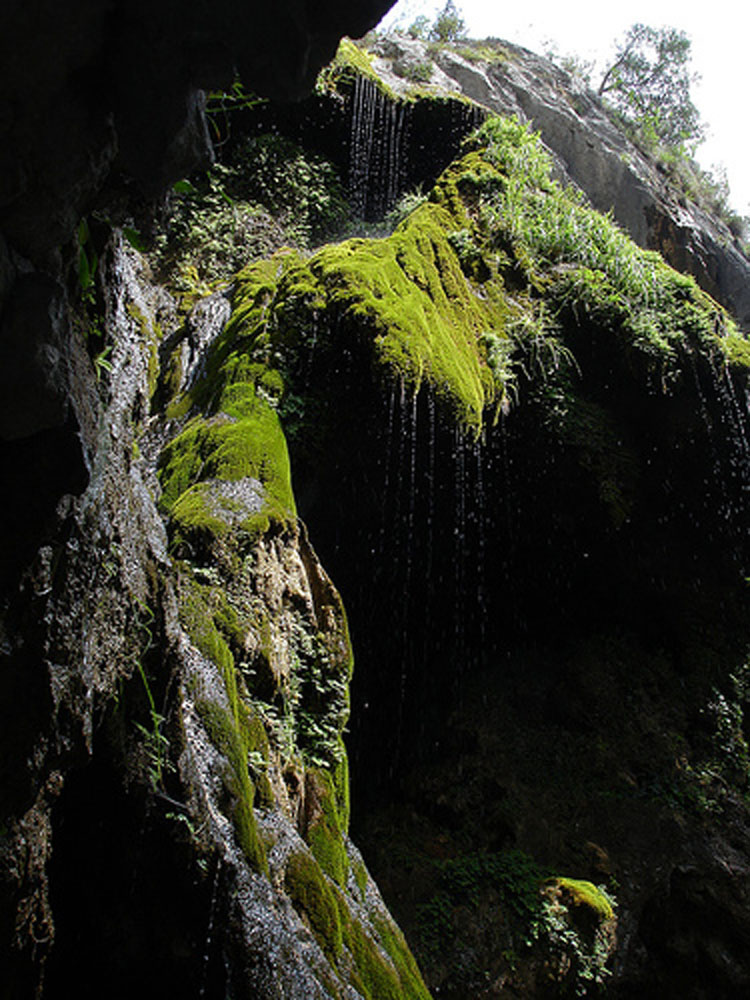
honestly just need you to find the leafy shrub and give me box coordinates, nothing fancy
[401,60,433,83]
[151,169,287,286]
[151,135,350,286]
[232,134,350,245]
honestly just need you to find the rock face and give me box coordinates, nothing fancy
[370,35,750,330]
[0,3,436,998]
[2,19,750,1000]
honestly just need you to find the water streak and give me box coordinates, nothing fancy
[199,857,222,998]
[348,77,411,220]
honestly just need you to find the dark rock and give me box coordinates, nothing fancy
[0,0,394,265]
[0,275,72,440]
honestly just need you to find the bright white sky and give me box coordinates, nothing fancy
[377,1,750,215]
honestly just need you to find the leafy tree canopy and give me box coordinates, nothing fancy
[597,23,704,151]
[427,1,467,43]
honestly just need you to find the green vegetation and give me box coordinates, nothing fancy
[134,660,170,791]
[428,1,467,44]
[467,115,746,367]
[417,850,547,957]
[541,879,616,993]
[598,23,703,152]
[150,135,349,290]
[534,24,749,241]
[179,578,269,871]
[285,851,344,962]
[171,110,747,553]
[415,850,615,994]
[305,768,349,886]
[159,374,295,557]
[317,38,398,100]
[217,112,746,509]
[397,60,433,84]
[284,849,432,999]
[552,878,615,922]
[195,697,268,870]
[145,48,750,994]
[405,2,467,44]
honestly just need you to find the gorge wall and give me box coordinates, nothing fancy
[2,14,750,1000]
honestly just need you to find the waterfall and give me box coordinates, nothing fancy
[348,76,410,220]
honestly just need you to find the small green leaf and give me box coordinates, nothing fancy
[94,346,113,380]
[78,247,91,290]
[123,226,146,251]
[173,179,197,195]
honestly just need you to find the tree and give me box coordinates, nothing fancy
[597,24,704,151]
[428,1,467,44]
[407,14,430,39]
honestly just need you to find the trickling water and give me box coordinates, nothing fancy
[378,382,398,560]
[691,356,732,524]
[348,76,411,221]
[473,434,487,656]
[718,364,750,469]
[349,75,377,219]
[301,314,319,392]
[405,388,419,605]
[699,356,750,542]
[453,425,467,674]
[199,857,222,998]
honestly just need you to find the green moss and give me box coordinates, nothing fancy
[179,579,236,680]
[722,329,750,369]
[179,575,272,871]
[279,842,432,999]
[554,878,614,922]
[317,38,398,100]
[353,859,368,901]
[305,204,501,429]
[333,746,350,834]
[222,115,746,454]
[306,768,349,888]
[371,912,433,1000]
[228,212,506,432]
[342,912,431,1000]
[159,385,295,555]
[195,698,268,874]
[285,851,344,962]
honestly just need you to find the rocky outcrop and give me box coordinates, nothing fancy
[370,35,750,330]
[0,3,438,998]
[1,227,432,998]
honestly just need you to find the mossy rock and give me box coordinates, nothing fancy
[285,850,344,963]
[159,385,295,549]
[544,876,615,943]
[224,114,748,461]
[553,877,614,921]
[317,38,399,101]
[284,846,431,999]
[304,767,349,887]
[195,697,268,874]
